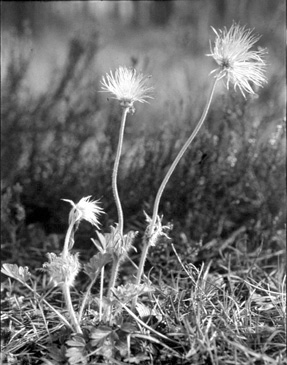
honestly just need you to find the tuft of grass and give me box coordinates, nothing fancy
[1,243,285,364]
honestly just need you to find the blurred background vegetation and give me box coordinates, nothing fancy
[1,0,285,270]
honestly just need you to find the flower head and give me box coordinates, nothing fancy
[62,196,103,229]
[43,252,81,287]
[207,22,267,97]
[100,66,154,110]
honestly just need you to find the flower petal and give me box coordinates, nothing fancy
[100,66,154,105]
[207,22,267,97]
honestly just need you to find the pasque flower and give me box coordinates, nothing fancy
[43,196,103,335]
[61,196,103,256]
[208,22,267,97]
[62,196,103,229]
[134,24,267,307]
[43,252,82,333]
[100,67,153,242]
[100,66,154,110]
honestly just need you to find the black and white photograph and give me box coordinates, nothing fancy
[1,1,286,364]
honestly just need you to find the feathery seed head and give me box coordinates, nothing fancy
[207,22,267,97]
[100,66,154,112]
[62,196,103,229]
[43,252,81,287]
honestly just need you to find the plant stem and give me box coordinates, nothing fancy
[99,266,105,321]
[62,223,74,259]
[133,77,219,305]
[112,107,129,236]
[107,256,120,299]
[78,272,99,323]
[132,240,149,311]
[150,77,218,233]
[62,282,83,334]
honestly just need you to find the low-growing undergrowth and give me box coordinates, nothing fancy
[1,247,286,364]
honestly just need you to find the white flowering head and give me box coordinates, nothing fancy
[207,22,267,97]
[43,252,81,287]
[62,196,103,229]
[100,66,154,112]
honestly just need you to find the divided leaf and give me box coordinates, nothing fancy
[66,334,87,365]
[66,334,86,347]
[90,326,113,346]
[1,263,31,283]
[136,302,162,321]
[66,347,87,365]
[83,252,112,280]
[46,344,67,363]
[124,354,150,364]
[113,283,155,302]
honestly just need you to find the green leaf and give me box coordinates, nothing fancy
[113,283,155,302]
[83,252,112,279]
[96,336,116,360]
[66,334,86,347]
[136,302,163,322]
[124,354,150,363]
[90,326,112,346]
[47,344,67,363]
[120,322,138,333]
[66,346,87,365]
[1,263,31,283]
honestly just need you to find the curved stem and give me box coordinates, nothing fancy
[99,266,105,321]
[150,77,218,233]
[78,272,100,323]
[132,78,219,307]
[112,107,129,236]
[62,223,75,258]
[62,282,83,334]
[132,241,149,311]
[107,256,120,299]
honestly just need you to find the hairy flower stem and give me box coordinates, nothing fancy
[108,107,129,301]
[132,241,149,311]
[150,77,219,234]
[99,266,105,321]
[133,78,219,300]
[108,256,121,299]
[78,272,100,323]
[62,281,83,334]
[112,107,129,236]
[62,223,75,259]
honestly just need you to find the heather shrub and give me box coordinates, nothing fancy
[2,31,104,230]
